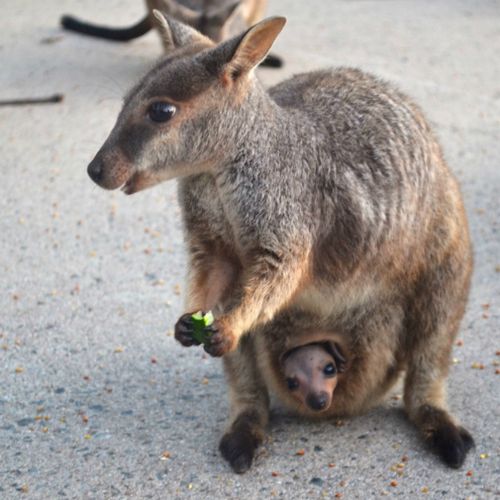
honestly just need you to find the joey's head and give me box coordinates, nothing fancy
[149,0,247,43]
[87,12,286,194]
[281,342,347,413]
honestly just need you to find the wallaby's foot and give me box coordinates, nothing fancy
[260,53,283,68]
[417,405,474,468]
[432,424,474,468]
[174,312,201,347]
[219,411,265,473]
[203,318,236,357]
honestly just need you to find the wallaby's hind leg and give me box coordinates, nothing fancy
[219,408,266,474]
[404,250,473,468]
[219,335,270,473]
[411,404,474,468]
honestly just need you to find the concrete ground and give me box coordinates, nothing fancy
[1,0,499,498]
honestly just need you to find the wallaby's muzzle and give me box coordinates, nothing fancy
[87,147,133,190]
[87,157,104,184]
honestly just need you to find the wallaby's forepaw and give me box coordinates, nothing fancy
[202,319,236,357]
[431,424,474,469]
[174,312,201,347]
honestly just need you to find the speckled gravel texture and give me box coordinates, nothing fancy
[1,0,499,498]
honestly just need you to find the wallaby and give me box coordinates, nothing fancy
[86,14,474,473]
[61,0,282,67]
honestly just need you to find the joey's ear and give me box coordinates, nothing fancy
[208,16,286,81]
[152,10,212,50]
[326,342,347,373]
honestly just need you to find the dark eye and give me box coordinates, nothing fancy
[286,378,299,390]
[323,363,337,376]
[148,102,176,123]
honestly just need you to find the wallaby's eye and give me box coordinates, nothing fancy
[148,102,176,123]
[286,378,299,390]
[323,363,337,376]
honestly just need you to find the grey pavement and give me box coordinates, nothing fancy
[1,0,499,498]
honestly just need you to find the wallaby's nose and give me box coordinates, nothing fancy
[87,157,104,184]
[306,392,329,411]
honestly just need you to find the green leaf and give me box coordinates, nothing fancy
[203,311,214,327]
[191,311,204,322]
[190,310,214,345]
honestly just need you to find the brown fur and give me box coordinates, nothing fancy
[221,297,472,471]
[86,16,474,472]
[252,312,404,420]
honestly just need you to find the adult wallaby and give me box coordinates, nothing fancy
[61,0,282,66]
[87,14,474,472]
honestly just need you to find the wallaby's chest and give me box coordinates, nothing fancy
[180,174,236,245]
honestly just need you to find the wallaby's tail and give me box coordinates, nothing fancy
[60,14,151,42]
[260,53,283,68]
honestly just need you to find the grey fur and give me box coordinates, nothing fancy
[87,16,473,473]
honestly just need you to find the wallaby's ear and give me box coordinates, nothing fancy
[223,17,286,80]
[152,10,212,50]
[152,10,174,49]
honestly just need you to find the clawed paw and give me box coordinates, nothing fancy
[202,319,236,357]
[174,313,236,356]
[431,424,474,469]
[174,313,201,347]
[219,428,260,474]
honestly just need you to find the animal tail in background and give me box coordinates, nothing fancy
[60,14,152,42]
[59,0,283,68]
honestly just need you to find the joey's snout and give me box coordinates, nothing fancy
[282,343,340,413]
[87,147,133,191]
[306,391,331,412]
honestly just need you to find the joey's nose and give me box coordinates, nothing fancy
[87,157,104,184]
[306,392,329,411]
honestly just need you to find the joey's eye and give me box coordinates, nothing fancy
[323,363,337,376]
[286,378,299,390]
[148,102,176,123]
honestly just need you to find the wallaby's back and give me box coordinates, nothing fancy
[267,68,467,292]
